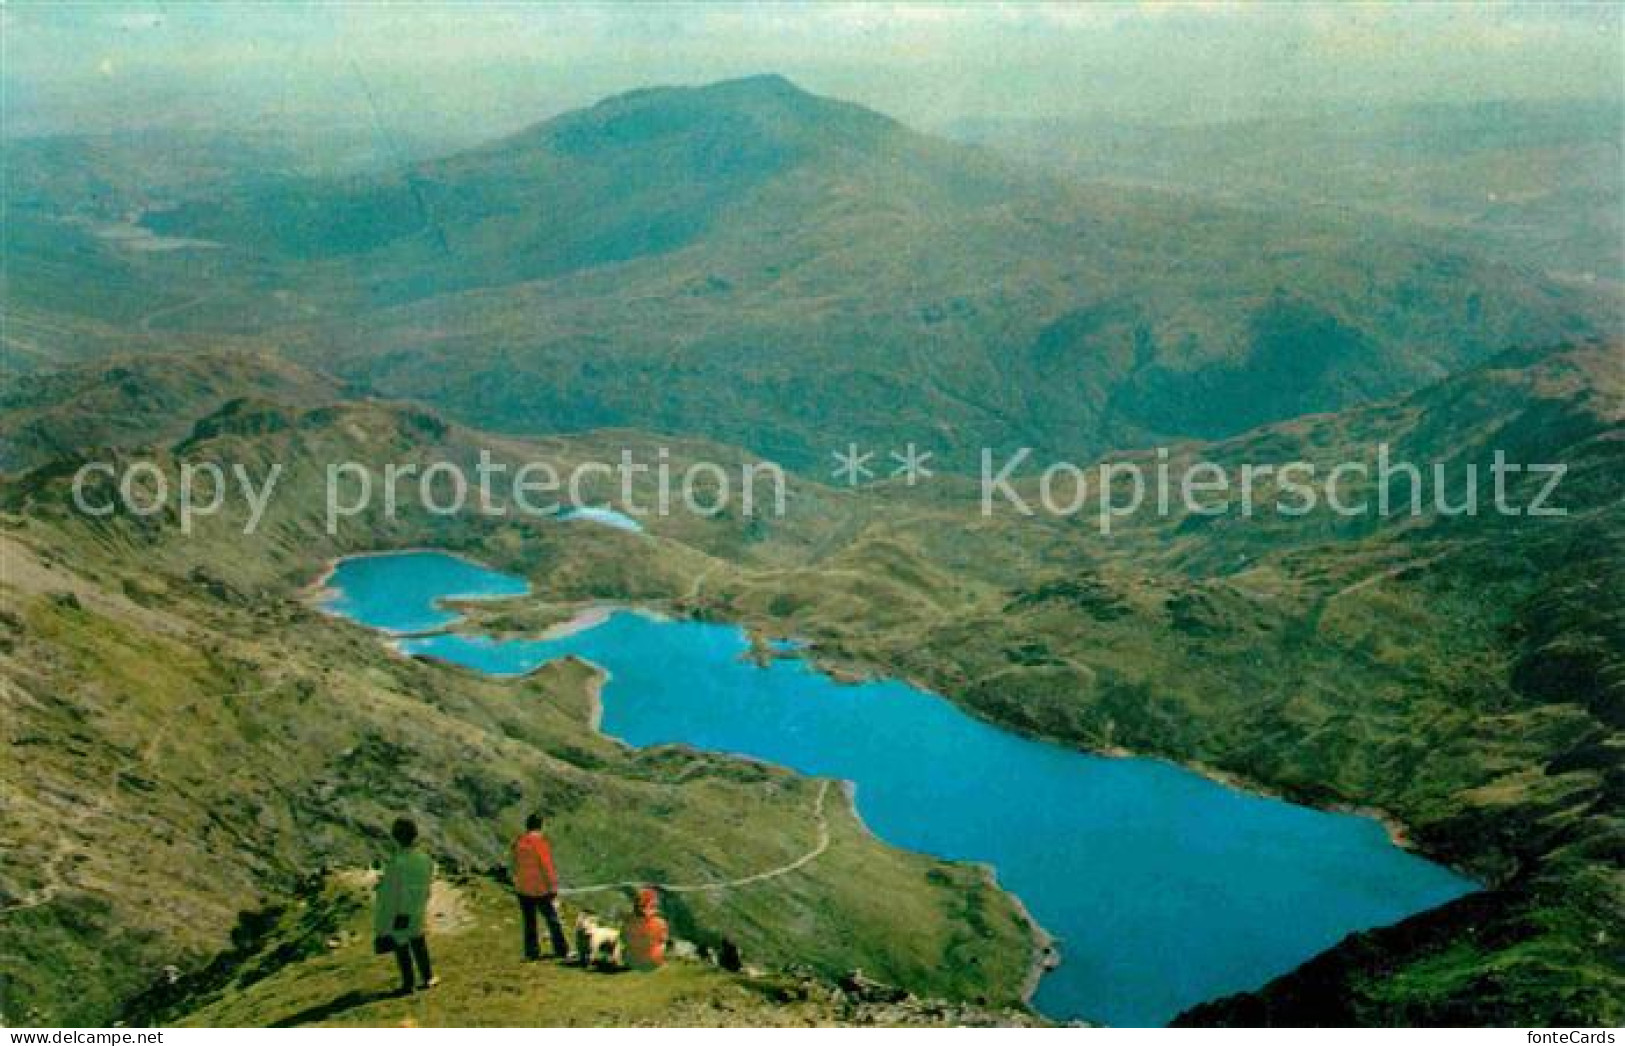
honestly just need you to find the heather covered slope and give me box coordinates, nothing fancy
[17,76,1607,467]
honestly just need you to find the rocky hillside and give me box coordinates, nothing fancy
[0,350,341,472]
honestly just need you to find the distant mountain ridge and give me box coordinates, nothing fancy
[146,75,1012,284]
[951,97,1625,283]
[95,75,1602,468]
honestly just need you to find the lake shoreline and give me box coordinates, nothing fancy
[582,660,609,733]
[348,571,1064,1014]
[387,574,1421,871]
[314,549,1476,1024]
[304,548,532,636]
[545,653,1059,1010]
[830,779,1058,1015]
[801,649,1442,871]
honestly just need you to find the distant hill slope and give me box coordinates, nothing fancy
[0,351,341,472]
[106,76,1611,468]
[953,99,1625,285]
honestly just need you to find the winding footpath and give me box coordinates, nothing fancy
[138,291,214,335]
[561,780,833,897]
[0,683,282,917]
[1,674,829,919]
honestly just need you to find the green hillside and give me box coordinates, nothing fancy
[2,340,1618,1025]
[0,388,1038,1026]
[7,77,1610,466]
[126,872,1041,1028]
[0,350,342,471]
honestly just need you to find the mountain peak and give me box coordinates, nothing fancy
[710,72,803,92]
[456,72,908,190]
[547,72,898,148]
[605,73,811,108]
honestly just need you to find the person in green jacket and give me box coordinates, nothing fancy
[374,817,438,995]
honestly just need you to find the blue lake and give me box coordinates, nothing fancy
[321,550,1474,1026]
[318,551,529,634]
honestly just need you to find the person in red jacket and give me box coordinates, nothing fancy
[510,813,570,961]
[620,887,669,971]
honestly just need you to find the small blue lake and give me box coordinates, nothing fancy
[558,505,646,532]
[318,551,529,634]
[321,550,1473,1026]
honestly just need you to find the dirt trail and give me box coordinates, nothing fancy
[1326,551,1451,602]
[0,683,281,917]
[139,292,213,335]
[681,562,720,604]
[561,780,832,897]
[336,870,476,936]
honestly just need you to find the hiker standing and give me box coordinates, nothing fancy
[510,813,570,961]
[620,887,669,971]
[374,817,438,995]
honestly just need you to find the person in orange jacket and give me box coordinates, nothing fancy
[510,813,570,961]
[620,887,669,971]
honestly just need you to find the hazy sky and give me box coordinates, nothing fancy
[4,2,1621,141]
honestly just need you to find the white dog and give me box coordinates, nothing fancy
[573,912,623,967]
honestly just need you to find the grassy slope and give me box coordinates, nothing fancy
[133,872,1039,1028]
[272,108,1605,469]
[3,342,1620,1025]
[0,404,1034,1026]
[0,350,341,471]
